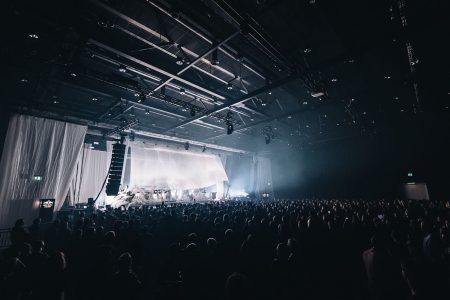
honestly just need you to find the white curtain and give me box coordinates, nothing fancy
[0,114,86,228]
[250,155,274,198]
[129,141,228,190]
[69,145,110,206]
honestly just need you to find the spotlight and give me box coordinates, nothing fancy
[202,145,206,152]
[118,65,127,73]
[139,93,146,103]
[28,33,39,39]
[184,142,190,150]
[190,107,196,117]
[211,49,219,65]
[310,91,324,98]
[227,123,234,135]
[227,82,233,90]
[91,97,98,101]
[145,109,150,115]
[180,88,186,95]
[176,56,184,66]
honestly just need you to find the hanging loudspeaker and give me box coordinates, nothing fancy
[105,143,126,196]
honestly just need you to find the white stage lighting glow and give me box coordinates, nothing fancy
[130,142,228,191]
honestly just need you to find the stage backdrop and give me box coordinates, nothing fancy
[0,114,86,228]
[68,145,111,206]
[129,142,228,193]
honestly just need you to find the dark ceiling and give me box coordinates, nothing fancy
[2,0,449,153]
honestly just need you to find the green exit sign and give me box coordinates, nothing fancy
[407,172,413,177]
[32,175,43,181]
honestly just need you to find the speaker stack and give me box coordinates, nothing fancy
[105,143,126,196]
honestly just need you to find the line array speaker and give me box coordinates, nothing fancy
[105,143,126,196]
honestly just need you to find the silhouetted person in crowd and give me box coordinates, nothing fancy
[109,252,141,300]
[363,234,406,300]
[11,219,29,246]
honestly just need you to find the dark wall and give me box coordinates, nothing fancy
[271,116,450,200]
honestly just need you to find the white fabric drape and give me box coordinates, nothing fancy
[0,114,87,228]
[69,145,110,206]
[250,156,274,198]
[129,142,228,190]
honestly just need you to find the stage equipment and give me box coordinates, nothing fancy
[105,142,126,196]
[38,199,55,223]
[184,142,190,150]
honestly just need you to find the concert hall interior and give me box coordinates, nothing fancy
[0,1,449,300]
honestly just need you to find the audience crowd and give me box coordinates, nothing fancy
[1,198,449,300]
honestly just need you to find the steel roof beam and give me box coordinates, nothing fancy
[89,39,227,100]
[145,0,267,79]
[152,31,239,92]
[162,71,301,133]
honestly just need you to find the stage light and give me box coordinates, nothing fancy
[180,88,186,95]
[145,109,150,115]
[28,33,39,39]
[139,93,146,103]
[331,78,338,82]
[211,49,219,65]
[184,142,190,150]
[265,134,271,144]
[91,97,98,101]
[93,142,99,145]
[202,145,206,152]
[310,91,324,98]
[118,65,127,73]
[227,82,233,90]
[190,108,196,117]
[20,78,28,83]
[70,72,77,77]
[227,123,234,135]
[176,56,184,66]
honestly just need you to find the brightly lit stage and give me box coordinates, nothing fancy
[103,141,271,208]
